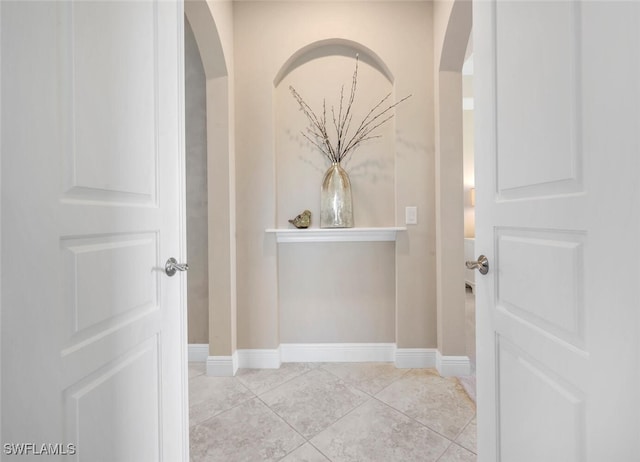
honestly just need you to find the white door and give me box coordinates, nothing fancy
[474,1,640,460]
[1,1,188,461]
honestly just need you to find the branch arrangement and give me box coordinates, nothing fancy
[289,55,411,164]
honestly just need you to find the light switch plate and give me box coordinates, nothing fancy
[405,206,417,225]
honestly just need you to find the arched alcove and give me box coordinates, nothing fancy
[274,42,398,229]
[274,38,394,87]
[273,42,399,346]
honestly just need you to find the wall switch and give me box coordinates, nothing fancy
[405,206,418,225]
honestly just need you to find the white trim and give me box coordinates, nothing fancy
[237,348,282,369]
[280,343,396,362]
[265,227,406,243]
[235,0,429,2]
[206,351,239,377]
[176,5,189,459]
[394,348,438,368]
[188,344,209,362]
[199,346,470,376]
[0,0,3,446]
[436,351,472,377]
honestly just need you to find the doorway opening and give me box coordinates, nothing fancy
[461,38,476,400]
[184,14,210,352]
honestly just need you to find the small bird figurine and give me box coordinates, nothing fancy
[289,210,311,229]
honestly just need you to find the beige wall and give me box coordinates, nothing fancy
[185,17,209,344]
[234,1,436,349]
[279,243,396,343]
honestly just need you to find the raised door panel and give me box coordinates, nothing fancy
[64,337,161,461]
[495,228,585,348]
[497,337,585,462]
[61,2,158,205]
[495,1,582,200]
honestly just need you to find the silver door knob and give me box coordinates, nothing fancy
[165,257,189,277]
[466,255,489,275]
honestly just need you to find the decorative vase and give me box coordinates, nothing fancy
[320,162,353,228]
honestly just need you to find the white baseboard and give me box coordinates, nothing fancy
[206,352,238,377]
[436,351,471,377]
[280,343,396,363]
[394,348,437,368]
[188,344,209,362]
[198,343,469,377]
[237,348,281,369]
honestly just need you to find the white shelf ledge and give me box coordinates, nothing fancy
[265,227,407,243]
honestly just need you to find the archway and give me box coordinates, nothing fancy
[434,0,473,373]
[184,1,237,371]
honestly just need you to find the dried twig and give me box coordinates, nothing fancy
[289,54,411,165]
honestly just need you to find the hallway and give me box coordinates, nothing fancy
[189,362,476,461]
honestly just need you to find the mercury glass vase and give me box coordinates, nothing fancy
[320,162,354,228]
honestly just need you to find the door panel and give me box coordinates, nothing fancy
[64,337,161,461]
[497,336,584,462]
[495,228,585,348]
[1,1,186,460]
[475,1,640,460]
[61,233,159,338]
[495,1,582,199]
[64,2,158,203]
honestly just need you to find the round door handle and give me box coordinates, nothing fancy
[165,257,189,277]
[465,255,489,275]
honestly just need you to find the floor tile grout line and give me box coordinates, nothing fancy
[435,441,456,462]
[452,413,476,443]
[364,366,413,396]
[189,392,258,429]
[307,439,334,462]
[310,394,455,462]
[254,393,311,445]
[436,441,477,461]
[370,394,460,445]
[307,393,376,440]
[188,375,259,429]
[318,363,412,398]
[453,414,478,455]
[268,387,371,443]
[245,365,317,398]
[273,440,308,462]
[189,368,328,441]
[257,367,375,443]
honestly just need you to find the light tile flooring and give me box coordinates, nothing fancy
[189,362,477,462]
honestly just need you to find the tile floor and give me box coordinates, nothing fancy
[189,362,477,462]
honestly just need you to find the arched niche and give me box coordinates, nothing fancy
[273,40,399,347]
[274,40,398,229]
[274,38,394,86]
